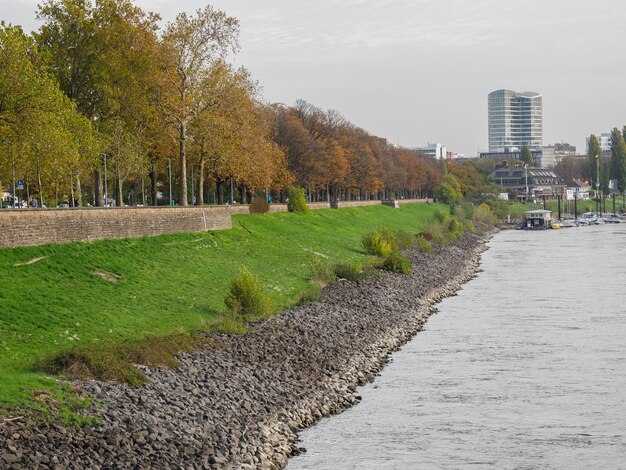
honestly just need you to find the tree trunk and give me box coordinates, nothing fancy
[179,122,188,206]
[216,176,224,205]
[198,153,205,206]
[116,164,123,207]
[149,160,157,206]
[94,169,103,207]
[130,182,137,206]
[75,173,83,207]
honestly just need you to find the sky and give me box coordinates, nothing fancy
[2,0,626,156]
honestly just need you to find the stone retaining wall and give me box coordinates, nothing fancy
[0,199,432,249]
[0,207,234,249]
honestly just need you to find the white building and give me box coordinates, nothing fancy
[488,89,543,152]
[412,143,448,159]
[586,133,611,153]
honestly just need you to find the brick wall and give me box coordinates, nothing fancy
[0,207,234,249]
[0,199,431,249]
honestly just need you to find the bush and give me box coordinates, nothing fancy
[309,257,336,286]
[224,267,273,317]
[295,288,322,306]
[287,186,309,213]
[249,196,270,214]
[362,227,397,257]
[423,219,450,245]
[448,218,463,240]
[382,250,412,274]
[434,209,449,223]
[395,230,415,250]
[333,261,364,282]
[415,234,432,253]
[472,204,499,232]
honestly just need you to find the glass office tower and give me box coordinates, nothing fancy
[488,89,542,152]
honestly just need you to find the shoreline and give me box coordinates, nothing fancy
[0,231,492,469]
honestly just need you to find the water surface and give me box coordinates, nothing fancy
[289,226,626,469]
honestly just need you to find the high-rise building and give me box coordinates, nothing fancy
[488,89,543,152]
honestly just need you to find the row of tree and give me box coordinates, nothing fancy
[0,1,447,208]
[554,128,626,195]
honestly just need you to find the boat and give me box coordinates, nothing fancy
[580,212,599,224]
[524,209,552,230]
[604,215,622,224]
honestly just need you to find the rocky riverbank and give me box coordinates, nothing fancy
[1,232,491,469]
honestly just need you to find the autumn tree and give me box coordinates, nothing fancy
[37,0,162,206]
[160,6,239,206]
[0,23,98,207]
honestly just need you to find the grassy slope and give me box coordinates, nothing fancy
[0,203,444,405]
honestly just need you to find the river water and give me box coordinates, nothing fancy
[289,225,626,469]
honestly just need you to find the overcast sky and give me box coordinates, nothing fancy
[2,0,626,156]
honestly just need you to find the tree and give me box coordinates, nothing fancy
[0,23,98,207]
[436,173,463,204]
[610,127,626,192]
[160,6,239,206]
[587,134,601,188]
[37,0,162,206]
[520,144,533,166]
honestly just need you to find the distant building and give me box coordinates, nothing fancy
[554,142,577,157]
[411,143,447,159]
[488,89,543,152]
[488,162,564,201]
[479,146,556,168]
[565,179,590,201]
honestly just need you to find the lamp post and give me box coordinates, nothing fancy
[596,152,600,215]
[166,158,172,206]
[524,164,529,203]
[103,154,108,208]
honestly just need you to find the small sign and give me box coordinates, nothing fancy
[17,179,24,190]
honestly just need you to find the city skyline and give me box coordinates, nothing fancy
[2,0,625,156]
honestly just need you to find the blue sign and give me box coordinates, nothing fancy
[17,179,24,190]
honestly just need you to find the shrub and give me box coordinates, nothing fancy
[249,196,270,214]
[382,250,412,274]
[423,219,450,245]
[362,227,397,257]
[333,261,363,282]
[472,204,499,232]
[295,288,322,306]
[309,257,336,286]
[434,209,449,223]
[287,186,309,213]
[395,230,415,250]
[462,219,477,233]
[224,267,273,317]
[448,218,463,240]
[415,233,432,253]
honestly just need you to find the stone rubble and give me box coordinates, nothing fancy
[0,232,490,469]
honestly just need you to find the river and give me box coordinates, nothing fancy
[289,225,626,469]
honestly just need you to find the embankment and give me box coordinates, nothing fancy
[0,199,429,249]
[0,231,490,469]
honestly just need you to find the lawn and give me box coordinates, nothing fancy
[0,202,445,406]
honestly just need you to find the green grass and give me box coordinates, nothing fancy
[0,203,444,408]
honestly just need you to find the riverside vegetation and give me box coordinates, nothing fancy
[1,203,450,416]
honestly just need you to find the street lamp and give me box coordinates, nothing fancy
[596,152,600,215]
[102,154,108,207]
[166,158,172,206]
